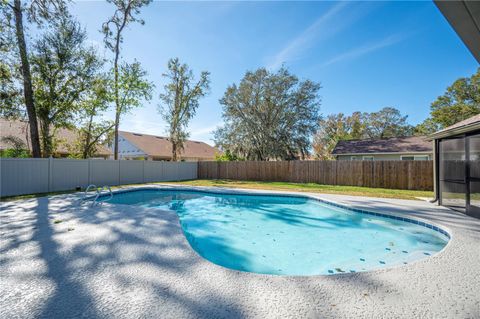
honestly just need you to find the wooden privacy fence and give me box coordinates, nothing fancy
[198,160,433,191]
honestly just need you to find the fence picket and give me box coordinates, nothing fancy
[197,160,433,191]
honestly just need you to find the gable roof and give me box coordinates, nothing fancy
[119,131,219,159]
[429,114,480,139]
[0,118,111,156]
[332,136,432,155]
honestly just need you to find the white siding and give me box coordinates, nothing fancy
[117,134,146,159]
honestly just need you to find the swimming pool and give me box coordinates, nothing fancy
[105,189,449,276]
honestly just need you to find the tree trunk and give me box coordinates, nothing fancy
[40,120,52,157]
[172,142,177,161]
[112,8,129,160]
[114,113,120,160]
[113,48,120,160]
[13,0,42,158]
[82,115,94,159]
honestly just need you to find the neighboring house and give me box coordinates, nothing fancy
[117,131,219,161]
[0,118,111,158]
[430,114,480,219]
[332,136,433,161]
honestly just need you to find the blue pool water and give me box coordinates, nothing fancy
[107,189,449,276]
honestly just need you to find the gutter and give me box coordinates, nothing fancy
[428,122,480,140]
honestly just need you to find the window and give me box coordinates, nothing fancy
[401,155,429,161]
[362,156,374,161]
[351,156,360,160]
[414,155,429,161]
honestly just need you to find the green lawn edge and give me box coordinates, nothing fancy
[1,179,433,202]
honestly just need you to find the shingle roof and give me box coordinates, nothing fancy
[120,131,219,160]
[429,114,480,139]
[332,136,432,155]
[0,118,112,156]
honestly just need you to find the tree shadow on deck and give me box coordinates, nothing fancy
[25,197,248,318]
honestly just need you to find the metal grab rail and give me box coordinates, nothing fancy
[83,184,98,200]
[82,184,113,207]
[97,185,113,204]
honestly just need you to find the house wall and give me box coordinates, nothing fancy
[336,153,432,161]
[117,135,147,159]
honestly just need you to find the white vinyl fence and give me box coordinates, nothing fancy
[0,158,197,197]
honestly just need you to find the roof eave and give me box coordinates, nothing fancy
[434,0,480,63]
[429,122,480,140]
[332,151,433,156]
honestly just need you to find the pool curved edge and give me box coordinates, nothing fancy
[98,185,452,276]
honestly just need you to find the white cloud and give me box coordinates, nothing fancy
[320,33,408,68]
[267,2,371,70]
[188,122,222,144]
[120,117,166,136]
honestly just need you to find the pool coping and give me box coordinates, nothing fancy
[2,184,479,318]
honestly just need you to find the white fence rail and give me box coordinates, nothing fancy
[0,158,197,197]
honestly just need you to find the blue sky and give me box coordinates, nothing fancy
[67,1,477,145]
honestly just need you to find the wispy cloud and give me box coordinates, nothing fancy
[320,33,408,68]
[188,122,222,144]
[267,2,373,70]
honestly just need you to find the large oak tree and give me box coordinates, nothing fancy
[214,67,321,161]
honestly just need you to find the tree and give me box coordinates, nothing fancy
[158,58,210,161]
[413,118,442,136]
[102,0,152,160]
[76,75,114,159]
[0,135,29,158]
[313,113,350,160]
[111,60,153,141]
[30,15,104,157]
[214,149,243,162]
[0,6,22,118]
[428,68,480,128]
[214,67,321,161]
[3,0,67,157]
[364,107,413,139]
[348,111,366,139]
[313,107,413,159]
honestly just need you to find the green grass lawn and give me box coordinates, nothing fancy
[163,179,433,200]
[1,179,434,202]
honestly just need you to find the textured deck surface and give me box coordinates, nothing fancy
[1,186,479,319]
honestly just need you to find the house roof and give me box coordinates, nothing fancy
[119,131,219,159]
[0,118,112,156]
[429,114,480,139]
[332,136,432,155]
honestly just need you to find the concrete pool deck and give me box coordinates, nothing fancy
[1,185,479,319]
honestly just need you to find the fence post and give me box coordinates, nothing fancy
[88,159,91,186]
[117,160,121,186]
[142,160,145,183]
[48,156,53,192]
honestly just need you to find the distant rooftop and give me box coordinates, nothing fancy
[332,136,432,155]
[119,131,219,160]
[0,118,111,156]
